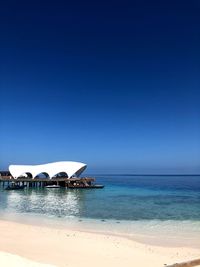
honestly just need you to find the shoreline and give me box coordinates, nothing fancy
[0,211,200,248]
[0,219,199,267]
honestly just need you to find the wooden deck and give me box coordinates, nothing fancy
[0,176,96,188]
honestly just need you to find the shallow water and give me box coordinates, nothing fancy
[0,175,200,247]
[1,175,199,221]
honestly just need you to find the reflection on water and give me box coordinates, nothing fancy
[0,175,200,221]
[0,175,200,248]
[1,188,85,218]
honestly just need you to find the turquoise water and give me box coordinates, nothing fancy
[0,175,199,221]
[1,175,200,247]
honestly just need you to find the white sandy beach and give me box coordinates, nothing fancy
[0,220,199,267]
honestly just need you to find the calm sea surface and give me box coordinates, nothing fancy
[1,175,200,246]
[0,175,200,221]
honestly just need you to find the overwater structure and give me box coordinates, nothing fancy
[0,161,103,189]
[9,161,87,179]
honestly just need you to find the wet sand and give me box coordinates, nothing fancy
[0,219,199,267]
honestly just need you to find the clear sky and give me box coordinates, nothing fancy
[0,0,200,174]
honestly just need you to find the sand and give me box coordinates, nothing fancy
[0,219,199,267]
[0,251,55,267]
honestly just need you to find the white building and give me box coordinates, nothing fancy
[9,161,87,179]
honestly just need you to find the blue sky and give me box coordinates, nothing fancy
[0,0,200,174]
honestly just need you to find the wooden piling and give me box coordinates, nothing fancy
[0,175,96,189]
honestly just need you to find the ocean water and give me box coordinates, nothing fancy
[0,175,200,247]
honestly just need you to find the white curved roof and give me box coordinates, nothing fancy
[9,161,87,179]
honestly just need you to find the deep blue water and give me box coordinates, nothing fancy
[0,175,200,221]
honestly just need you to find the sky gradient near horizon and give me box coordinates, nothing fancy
[0,1,200,174]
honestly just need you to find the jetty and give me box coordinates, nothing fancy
[0,161,104,189]
[0,173,97,188]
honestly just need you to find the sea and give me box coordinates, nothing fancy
[0,175,200,247]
